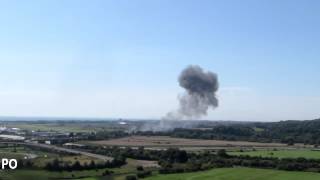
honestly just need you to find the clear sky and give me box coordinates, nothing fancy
[0,0,319,121]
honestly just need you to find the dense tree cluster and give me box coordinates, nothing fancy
[158,151,320,174]
[86,146,188,164]
[135,126,263,142]
[87,130,129,140]
[136,118,320,145]
[254,119,320,144]
[44,156,126,171]
[137,170,152,178]
[16,159,34,169]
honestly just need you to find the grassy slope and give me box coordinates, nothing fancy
[3,167,320,180]
[146,168,320,180]
[229,150,320,159]
[0,169,106,180]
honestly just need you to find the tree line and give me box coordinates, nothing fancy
[135,118,320,145]
[44,155,126,171]
[158,149,320,174]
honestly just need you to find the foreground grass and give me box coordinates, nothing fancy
[0,169,106,180]
[229,149,320,159]
[2,167,320,180]
[146,167,320,180]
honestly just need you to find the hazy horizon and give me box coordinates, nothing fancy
[0,115,318,123]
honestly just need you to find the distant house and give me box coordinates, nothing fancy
[0,126,7,131]
[63,143,87,148]
[0,134,25,141]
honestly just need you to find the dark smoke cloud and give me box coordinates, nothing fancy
[165,65,219,120]
[138,65,219,131]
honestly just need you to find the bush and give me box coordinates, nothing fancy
[217,149,228,157]
[102,169,113,176]
[136,165,144,171]
[137,170,152,178]
[126,175,137,180]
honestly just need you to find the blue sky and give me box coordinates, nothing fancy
[0,0,319,121]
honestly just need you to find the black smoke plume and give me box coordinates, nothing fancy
[138,65,219,131]
[165,65,219,120]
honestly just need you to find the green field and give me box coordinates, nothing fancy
[0,152,26,159]
[146,168,320,180]
[3,167,320,180]
[6,122,125,133]
[6,123,95,133]
[229,149,320,159]
[0,146,56,160]
[0,169,104,180]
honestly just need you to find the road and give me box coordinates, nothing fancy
[0,141,113,161]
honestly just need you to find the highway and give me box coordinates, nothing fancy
[0,141,113,161]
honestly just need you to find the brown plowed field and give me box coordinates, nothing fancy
[87,136,288,148]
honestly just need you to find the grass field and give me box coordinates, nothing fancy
[146,167,320,180]
[2,165,320,180]
[229,149,320,159]
[0,152,26,159]
[6,121,126,133]
[0,169,105,180]
[6,123,96,133]
[0,146,56,160]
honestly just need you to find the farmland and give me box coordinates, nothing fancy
[87,135,287,148]
[146,167,320,180]
[2,120,320,180]
[229,149,320,159]
[4,121,127,133]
